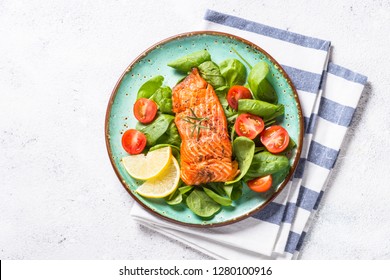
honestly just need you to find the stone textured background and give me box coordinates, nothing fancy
[1,0,389,259]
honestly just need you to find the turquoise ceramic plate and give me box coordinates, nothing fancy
[105,31,303,227]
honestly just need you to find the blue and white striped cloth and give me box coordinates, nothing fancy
[130,9,368,259]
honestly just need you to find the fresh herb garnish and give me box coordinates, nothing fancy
[182,108,209,140]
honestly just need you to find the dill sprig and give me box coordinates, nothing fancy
[182,108,209,140]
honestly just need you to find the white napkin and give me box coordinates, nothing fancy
[130,9,368,260]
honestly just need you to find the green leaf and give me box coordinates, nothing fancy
[156,121,181,147]
[238,99,284,120]
[198,61,226,90]
[172,148,181,166]
[137,75,164,99]
[215,87,236,118]
[244,151,290,181]
[271,165,291,188]
[150,86,173,114]
[226,137,255,185]
[206,182,226,196]
[285,137,297,151]
[186,189,221,218]
[281,137,297,159]
[167,50,211,73]
[231,47,252,69]
[258,79,278,104]
[223,181,243,200]
[203,187,232,206]
[165,189,182,205]
[149,143,180,153]
[248,61,278,104]
[179,185,193,195]
[223,185,233,198]
[136,114,174,146]
[230,183,243,201]
[254,147,266,153]
[219,59,247,87]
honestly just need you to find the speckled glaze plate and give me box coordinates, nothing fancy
[105,31,303,227]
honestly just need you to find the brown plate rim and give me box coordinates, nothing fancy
[105,30,304,228]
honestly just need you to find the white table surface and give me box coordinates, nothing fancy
[1,0,389,260]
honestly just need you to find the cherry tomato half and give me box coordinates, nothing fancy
[133,98,158,124]
[260,125,290,153]
[235,113,265,140]
[121,129,147,155]
[247,175,273,193]
[227,85,252,110]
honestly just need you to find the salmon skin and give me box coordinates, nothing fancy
[172,68,239,186]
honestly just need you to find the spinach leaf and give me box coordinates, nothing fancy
[156,121,181,147]
[271,165,290,188]
[280,137,297,160]
[248,61,278,104]
[238,99,284,120]
[223,181,243,201]
[167,50,211,73]
[203,187,232,206]
[150,86,173,114]
[206,182,226,196]
[215,87,236,118]
[283,137,296,154]
[230,184,243,201]
[136,114,174,146]
[165,189,182,205]
[206,181,242,201]
[223,185,233,198]
[186,189,221,217]
[226,137,255,185]
[254,146,266,153]
[244,151,290,180]
[179,185,193,195]
[219,58,247,87]
[137,75,164,99]
[227,114,238,144]
[198,61,226,90]
[232,47,253,69]
[149,143,180,153]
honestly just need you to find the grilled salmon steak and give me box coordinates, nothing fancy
[172,68,239,185]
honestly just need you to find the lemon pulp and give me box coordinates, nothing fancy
[121,147,171,180]
[136,156,180,198]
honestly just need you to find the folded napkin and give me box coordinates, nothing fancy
[130,9,368,260]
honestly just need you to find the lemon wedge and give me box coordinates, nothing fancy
[136,156,180,198]
[121,147,171,180]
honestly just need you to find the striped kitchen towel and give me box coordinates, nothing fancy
[130,9,368,259]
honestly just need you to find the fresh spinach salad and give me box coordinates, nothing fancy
[121,49,296,218]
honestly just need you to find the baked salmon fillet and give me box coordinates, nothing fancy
[172,68,239,185]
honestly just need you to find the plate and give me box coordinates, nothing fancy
[105,31,303,227]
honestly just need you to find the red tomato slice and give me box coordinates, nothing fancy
[133,98,158,124]
[247,175,273,193]
[227,85,252,110]
[260,125,290,153]
[121,129,147,155]
[235,113,265,140]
